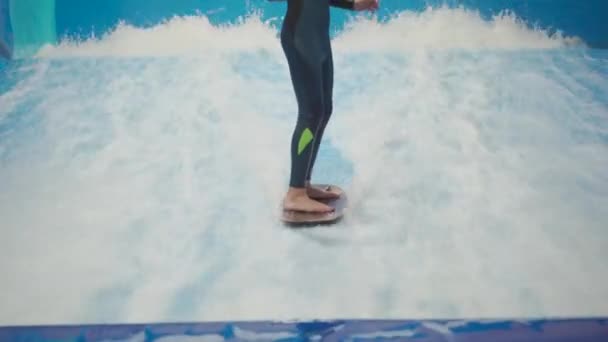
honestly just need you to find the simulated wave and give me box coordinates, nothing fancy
[0,6,606,326]
[35,7,583,58]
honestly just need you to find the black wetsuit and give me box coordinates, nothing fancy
[280,0,354,188]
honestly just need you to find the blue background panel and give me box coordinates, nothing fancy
[1,319,608,341]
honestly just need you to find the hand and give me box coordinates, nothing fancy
[354,0,379,11]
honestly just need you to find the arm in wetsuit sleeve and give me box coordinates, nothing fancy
[329,0,355,10]
[268,0,355,9]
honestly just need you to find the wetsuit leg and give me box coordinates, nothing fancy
[281,0,332,188]
[306,49,333,182]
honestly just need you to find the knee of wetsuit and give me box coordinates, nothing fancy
[297,110,323,130]
[298,99,325,121]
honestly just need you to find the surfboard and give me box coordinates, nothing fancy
[281,184,348,228]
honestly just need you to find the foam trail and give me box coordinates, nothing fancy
[35,7,581,59]
[0,8,607,326]
[36,15,282,58]
[334,6,583,51]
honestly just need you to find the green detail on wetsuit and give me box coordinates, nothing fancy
[297,128,314,155]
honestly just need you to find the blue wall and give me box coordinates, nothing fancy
[51,0,607,48]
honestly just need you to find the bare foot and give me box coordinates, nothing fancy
[283,188,334,213]
[306,183,341,200]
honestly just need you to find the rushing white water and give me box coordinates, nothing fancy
[0,8,607,325]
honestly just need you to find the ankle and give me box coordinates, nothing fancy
[286,187,308,199]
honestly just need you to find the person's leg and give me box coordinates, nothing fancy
[280,0,333,213]
[281,54,334,212]
[305,50,332,182]
[281,39,325,189]
[303,48,342,199]
[281,18,333,212]
[306,48,333,182]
